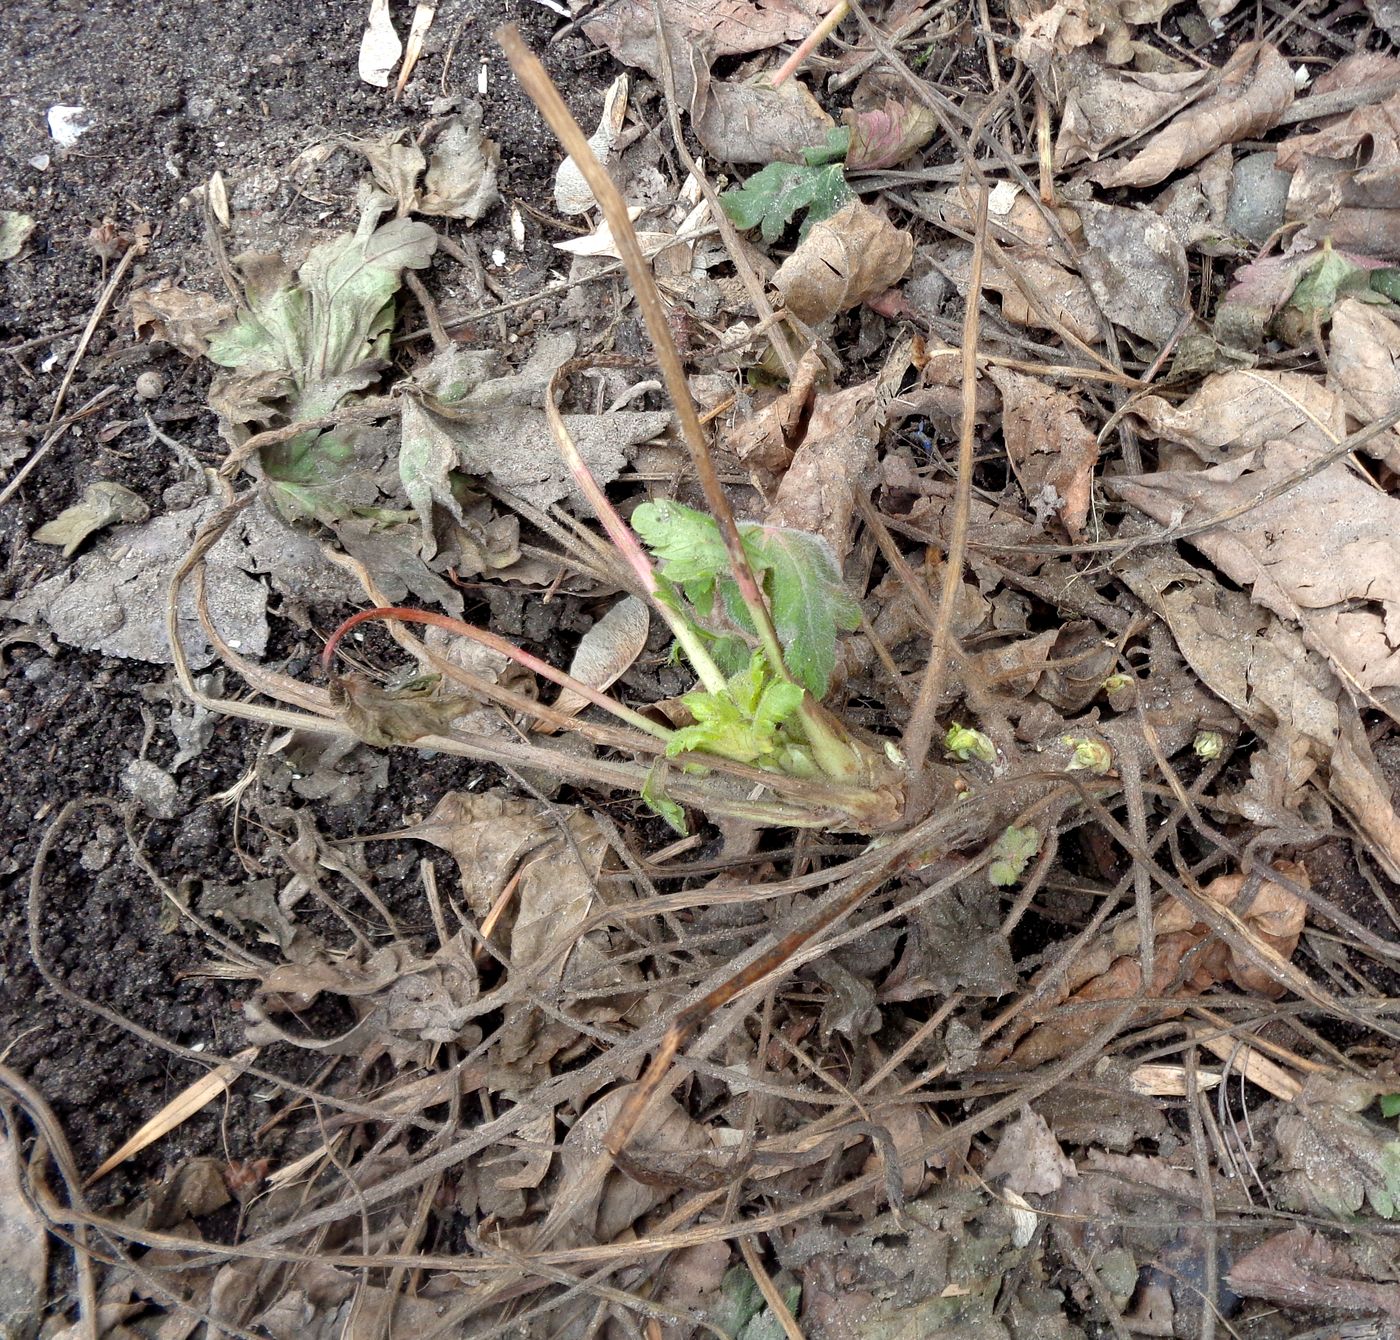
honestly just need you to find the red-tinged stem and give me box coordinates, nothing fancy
[322,606,674,743]
[770,0,849,87]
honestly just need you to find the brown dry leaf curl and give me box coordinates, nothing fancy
[1008,863,1307,1066]
[773,199,913,325]
[987,367,1098,537]
[1278,53,1400,257]
[1090,41,1295,188]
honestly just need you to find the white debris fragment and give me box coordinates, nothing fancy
[47,105,92,147]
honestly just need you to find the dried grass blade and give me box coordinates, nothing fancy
[86,1047,259,1185]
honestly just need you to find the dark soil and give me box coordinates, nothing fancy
[0,0,599,1197]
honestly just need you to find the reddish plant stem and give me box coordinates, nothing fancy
[321,606,672,742]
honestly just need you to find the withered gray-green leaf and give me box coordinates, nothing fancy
[0,210,37,262]
[33,481,150,557]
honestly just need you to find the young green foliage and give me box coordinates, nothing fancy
[206,203,437,521]
[630,499,860,698]
[989,825,1041,888]
[667,653,807,768]
[719,128,854,244]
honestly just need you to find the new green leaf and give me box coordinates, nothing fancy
[743,525,861,697]
[720,156,854,244]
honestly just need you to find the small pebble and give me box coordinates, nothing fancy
[135,371,166,400]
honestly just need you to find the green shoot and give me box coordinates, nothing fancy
[989,825,1040,887]
[719,129,854,243]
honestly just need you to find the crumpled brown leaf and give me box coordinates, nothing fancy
[726,347,825,491]
[1074,201,1189,347]
[1326,297,1400,472]
[131,278,235,358]
[1110,432,1400,708]
[537,1085,714,1246]
[1090,41,1295,188]
[938,241,1103,347]
[987,367,1098,536]
[1054,51,1208,168]
[774,200,913,325]
[584,0,819,68]
[1115,545,1400,881]
[346,107,499,222]
[1230,1227,1400,1319]
[32,480,150,557]
[985,1107,1077,1196]
[1278,54,1400,257]
[535,596,650,733]
[1006,860,1308,1066]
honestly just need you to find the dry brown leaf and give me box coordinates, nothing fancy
[1327,298,1400,472]
[1116,546,1400,881]
[985,1107,1077,1196]
[0,1125,46,1340]
[397,790,552,918]
[1110,437,1400,706]
[1230,1228,1400,1318]
[979,247,1103,346]
[534,597,649,734]
[774,200,912,325]
[696,75,836,166]
[1278,55,1400,255]
[1127,368,1350,466]
[1074,201,1189,347]
[1054,51,1208,168]
[537,1085,713,1246]
[765,379,880,563]
[1154,863,1307,997]
[988,367,1099,536]
[584,0,819,69]
[1011,0,1138,77]
[726,347,824,490]
[131,279,235,358]
[1091,41,1295,188]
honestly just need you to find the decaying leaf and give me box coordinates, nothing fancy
[33,480,150,557]
[766,377,881,563]
[1328,297,1400,470]
[773,199,913,325]
[537,596,650,731]
[402,337,670,512]
[1111,432,1400,707]
[1054,52,1208,169]
[0,1125,46,1340]
[987,368,1098,536]
[540,1084,714,1246]
[358,0,401,88]
[1277,1091,1400,1220]
[695,74,838,167]
[417,107,500,221]
[1115,546,1400,880]
[0,210,37,262]
[1230,1227,1400,1318]
[131,278,236,358]
[555,74,629,216]
[583,0,818,73]
[1278,54,1400,257]
[2,499,269,668]
[1073,201,1189,347]
[985,1107,1077,1196]
[1091,42,1295,188]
